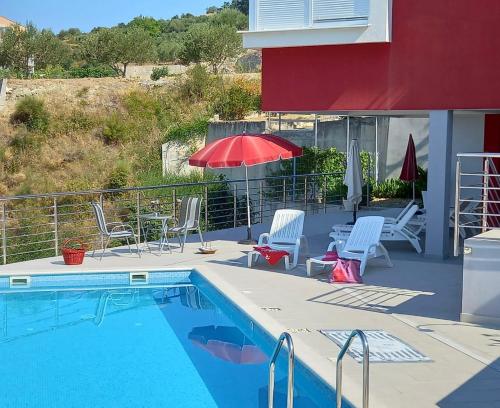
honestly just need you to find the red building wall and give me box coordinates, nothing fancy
[262,0,500,112]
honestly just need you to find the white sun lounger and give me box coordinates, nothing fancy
[333,216,392,276]
[248,209,308,270]
[330,205,423,253]
[306,241,337,276]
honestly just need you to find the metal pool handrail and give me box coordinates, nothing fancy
[268,332,295,408]
[336,330,369,408]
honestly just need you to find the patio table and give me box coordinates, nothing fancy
[139,213,173,254]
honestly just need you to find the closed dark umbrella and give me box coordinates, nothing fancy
[400,134,418,200]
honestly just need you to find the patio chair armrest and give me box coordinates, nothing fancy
[110,223,135,235]
[327,241,336,252]
[257,233,270,246]
[367,243,379,255]
[334,239,346,253]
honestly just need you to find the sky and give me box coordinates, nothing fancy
[3,0,226,33]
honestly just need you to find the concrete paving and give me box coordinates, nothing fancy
[1,208,499,407]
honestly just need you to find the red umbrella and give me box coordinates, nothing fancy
[190,338,267,365]
[400,134,418,200]
[189,134,303,243]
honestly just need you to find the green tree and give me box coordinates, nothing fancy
[224,0,249,15]
[0,23,71,74]
[211,8,248,30]
[81,27,157,77]
[157,36,182,62]
[179,23,242,74]
[127,16,165,38]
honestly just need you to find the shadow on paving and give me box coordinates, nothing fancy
[438,358,500,407]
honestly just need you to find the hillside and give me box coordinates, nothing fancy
[0,70,261,197]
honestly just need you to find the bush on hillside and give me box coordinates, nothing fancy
[101,114,129,144]
[212,82,261,120]
[150,66,169,81]
[9,127,37,151]
[68,64,118,78]
[10,96,50,132]
[178,64,219,102]
[106,161,130,190]
[165,117,209,147]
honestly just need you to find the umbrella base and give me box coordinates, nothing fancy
[238,239,258,245]
[238,227,257,245]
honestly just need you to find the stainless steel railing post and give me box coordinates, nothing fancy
[282,178,287,208]
[482,158,489,232]
[172,188,177,220]
[136,191,141,244]
[454,160,461,257]
[304,176,308,214]
[53,197,59,256]
[233,184,237,228]
[269,332,294,408]
[2,202,7,265]
[99,193,105,250]
[204,186,209,232]
[259,181,264,223]
[323,176,328,214]
[336,330,369,408]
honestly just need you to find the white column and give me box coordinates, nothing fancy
[425,111,454,258]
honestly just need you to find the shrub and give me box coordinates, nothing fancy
[150,66,169,81]
[68,64,118,78]
[106,161,130,190]
[371,167,427,199]
[101,114,129,144]
[165,117,209,147]
[178,64,218,102]
[212,82,261,120]
[32,65,69,79]
[10,96,50,132]
[9,127,37,150]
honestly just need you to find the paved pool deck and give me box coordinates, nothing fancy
[1,208,499,407]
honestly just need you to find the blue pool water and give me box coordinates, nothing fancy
[0,271,338,407]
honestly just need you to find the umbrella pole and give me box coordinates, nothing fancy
[412,181,416,201]
[238,166,257,245]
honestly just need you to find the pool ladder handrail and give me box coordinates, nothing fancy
[268,332,295,408]
[336,329,370,408]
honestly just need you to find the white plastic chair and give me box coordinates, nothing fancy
[334,216,392,276]
[91,202,141,260]
[168,197,204,252]
[306,241,337,277]
[331,205,423,253]
[248,209,308,270]
[380,205,423,253]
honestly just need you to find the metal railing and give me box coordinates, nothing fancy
[336,330,369,408]
[268,332,295,408]
[0,172,372,265]
[454,153,500,256]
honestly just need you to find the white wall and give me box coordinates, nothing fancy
[451,113,485,201]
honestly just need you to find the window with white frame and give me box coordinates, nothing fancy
[312,0,369,24]
[257,0,305,30]
[255,0,370,31]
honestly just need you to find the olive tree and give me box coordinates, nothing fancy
[179,23,242,74]
[0,23,71,75]
[81,27,156,77]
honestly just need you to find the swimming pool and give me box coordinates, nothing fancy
[0,270,339,407]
